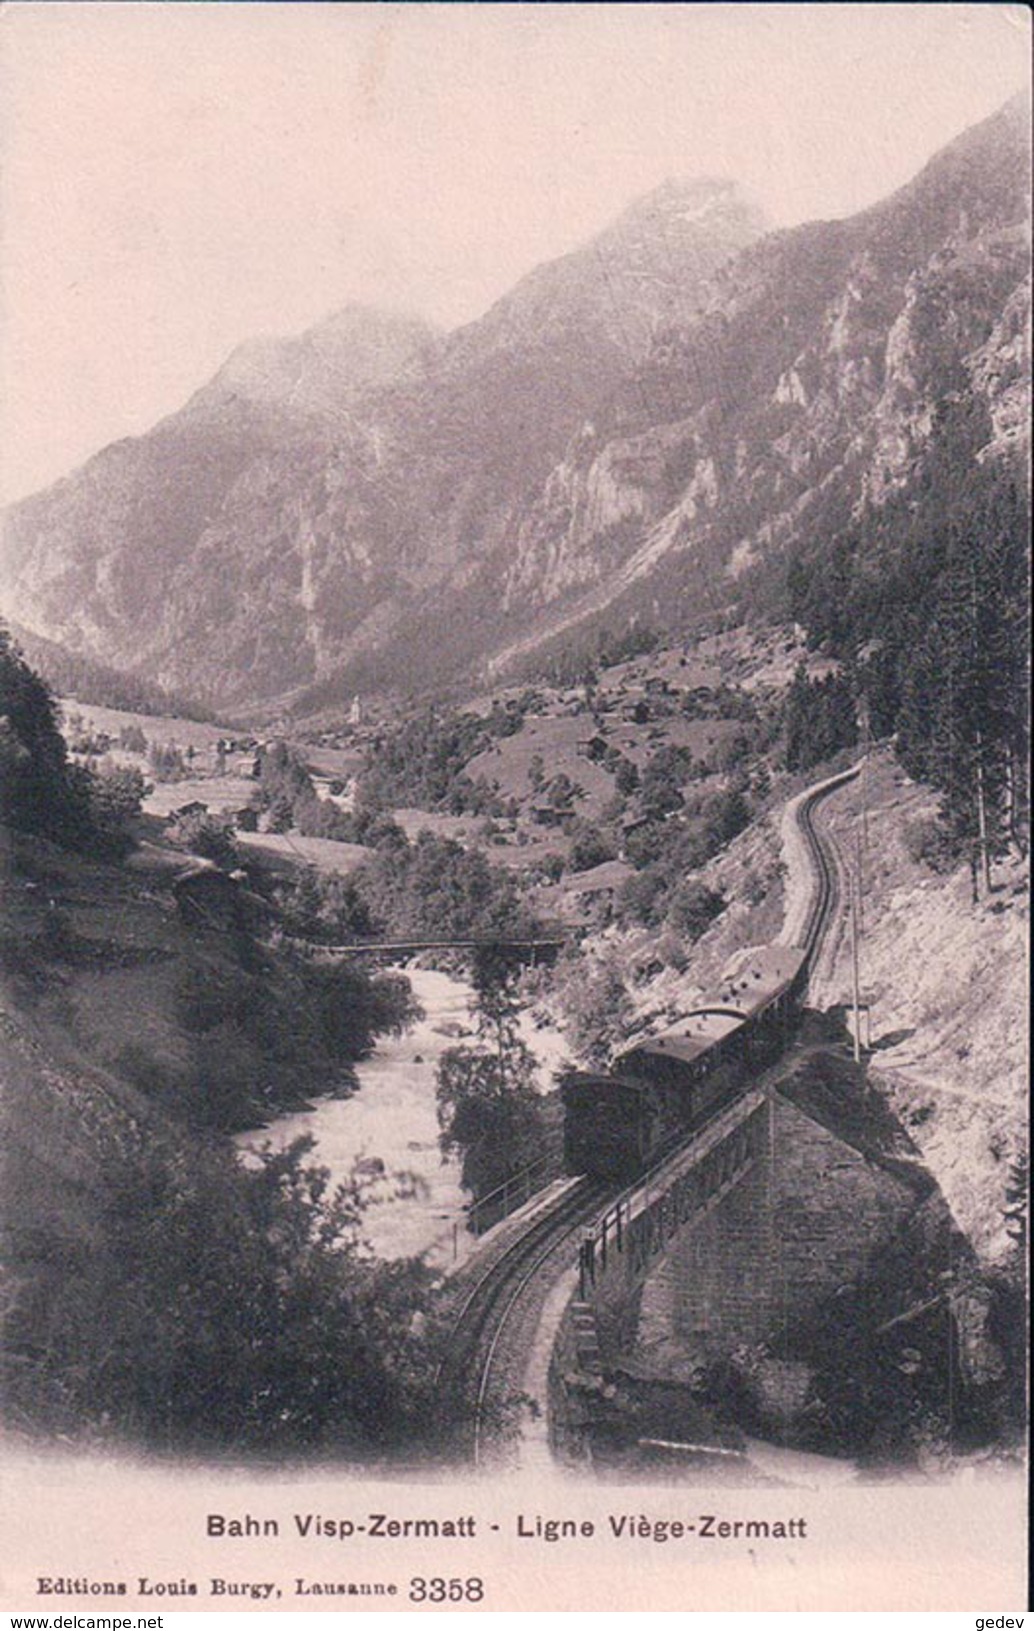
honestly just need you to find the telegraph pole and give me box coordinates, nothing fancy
[850,693,871,1062]
[849,867,863,1064]
[856,696,871,933]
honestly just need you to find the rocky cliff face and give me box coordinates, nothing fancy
[491,94,1030,660]
[0,307,441,701]
[0,98,1028,711]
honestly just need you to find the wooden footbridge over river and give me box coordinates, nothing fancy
[292,934,566,960]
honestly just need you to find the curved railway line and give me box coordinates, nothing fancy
[438,762,860,1465]
[795,764,859,973]
[435,1176,610,1462]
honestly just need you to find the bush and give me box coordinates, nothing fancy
[567,819,616,873]
[545,772,584,811]
[640,743,693,817]
[295,792,358,842]
[616,866,669,927]
[535,852,565,884]
[148,741,188,781]
[903,815,964,874]
[553,952,633,1068]
[614,756,640,796]
[353,831,542,942]
[623,820,666,870]
[87,764,150,855]
[2,1134,441,1451]
[266,794,295,834]
[699,784,752,850]
[667,880,726,940]
[174,810,239,868]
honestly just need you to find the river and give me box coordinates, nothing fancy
[237,966,566,1268]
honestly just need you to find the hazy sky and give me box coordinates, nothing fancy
[1,2,1029,503]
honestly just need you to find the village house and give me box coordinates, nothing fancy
[171,862,275,933]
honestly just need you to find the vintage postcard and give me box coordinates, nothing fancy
[0,1,1029,1614]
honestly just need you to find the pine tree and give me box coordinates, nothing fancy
[1003,1150,1027,1247]
[784,663,814,772]
[0,623,94,847]
[898,496,1026,897]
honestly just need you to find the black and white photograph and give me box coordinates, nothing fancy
[0,2,1029,1612]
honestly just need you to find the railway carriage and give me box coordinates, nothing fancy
[561,945,807,1181]
[561,1073,657,1183]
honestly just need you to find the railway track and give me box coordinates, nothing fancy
[438,762,860,1464]
[436,1176,612,1463]
[795,765,860,977]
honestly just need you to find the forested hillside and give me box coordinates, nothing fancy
[786,405,1029,890]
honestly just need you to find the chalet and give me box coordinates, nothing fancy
[171,864,242,930]
[530,804,566,828]
[172,863,275,932]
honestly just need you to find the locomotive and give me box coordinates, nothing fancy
[561,944,807,1182]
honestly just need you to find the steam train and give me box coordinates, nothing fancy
[561,943,807,1182]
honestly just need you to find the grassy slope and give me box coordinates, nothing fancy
[0,815,409,1388]
[0,824,357,1149]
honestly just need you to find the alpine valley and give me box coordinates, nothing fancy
[1,92,1028,717]
[0,79,1031,1499]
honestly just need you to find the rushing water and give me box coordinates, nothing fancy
[238,967,566,1267]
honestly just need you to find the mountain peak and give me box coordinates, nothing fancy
[600,174,768,247]
[199,304,439,420]
[454,173,766,364]
[620,174,752,216]
[307,302,438,347]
